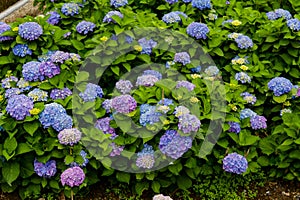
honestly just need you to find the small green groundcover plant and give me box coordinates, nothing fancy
[0,0,300,199]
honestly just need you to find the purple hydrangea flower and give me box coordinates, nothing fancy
[174,52,191,65]
[250,115,267,130]
[187,22,209,39]
[69,150,89,167]
[18,22,43,41]
[61,3,80,16]
[192,0,211,10]
[6,94,34,120]
[0,22,13,42]
[64,32,71,38]
[178,114,201,134]
[240,92,256,105]
[204,66,219,77]
[1,76,18,89]
[95,117,116,139]
[28,88,48,102]
[162,11,187,24]
[136,75,159,87]
[139,104,162,126]
[76,21,96,35]
[165,0,178,4]
[34,159,57,178]
[223,152,248,174]
[116,80,133,94]
[159,130,192,159]
[12,44,32,57]
[102,99,112,113]
[103,11,124,23]
[5,88,21,99]
[50,88,72,100]
[58,128,82,146]
[268,77,293,96]
[176,80,195,91]
[287,18,300,31]
[50,51,70,64]
[22,61,42,82]
[235,35,253,49]
[111,95,137,114]
[228,122,241,134]
[138,38,157,55]
[110,143,124,157]
[61,166,85,187]
[38,50,57,62]
[240,108,257,120]
[110,0,128,7]
[235,72,251,84]
[136,144,155,169]
[143,70,162,80]
[39,61,61,79]
[79,83,103,102]
[47,11,61,25]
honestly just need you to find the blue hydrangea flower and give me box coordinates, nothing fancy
[34,159,57,178]
[61,3,80,16]
[17,78,31,91]
[165,61,175,69]
[125,35,133,43]
[115,80,133,94]
[69,150,89,167]
[1,76,18,89]
[22,61,42,82]
[266,9,292,20]
[159,130,192,159]
[187,22,209,39]
[139,104,162,126]
[138,38,157,55]
[204,66,219,76]
[174,52,191,65]
[12,44,32,57]
[165,0,178,4]
[47,11,61,25]
[5,88,21,99]
[50,88,72,100]
[183,0,192,2]
[235,72,251,84]
[38,50,57,62]
[240,92,256,105]
[0,22,13,42]
[240,108,257,120]
[191,0,211,10]
[250,115,267,130]
[143,70,162,80]
[235,35,253,49]
[28,88,48,102]
[287,18,300,31]
[228,122,241,134]
[58,128,82,146]
[222,19,233,25]
[178,114,201,134]
[176,80,195,91]
[18,22,43,41]
[231,56,249,65]
[76,21,96,35]
[102,99,112,113]
[103,11,124,23]
[136,75,159,87]
[110,0,128,8]
[190,66,201,73]
[268,77,293,96]
[6,94,34,120]
[162,11,187,24]
[52,114,73,132]
[79,83,103,102]
[223,152,248,174]
[111,95,137,114]
[136,144,155,169]
[174,106,190,118]
[69,53,81,61]
[39,61,61,79]
[50,51,70,64]
[158,98,173,106]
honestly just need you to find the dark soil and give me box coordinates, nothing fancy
[0,0,19,12]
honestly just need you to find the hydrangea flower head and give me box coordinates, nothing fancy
[240,92,256,105]
[6,94,34,120]
[61,3,80,16]
[174,106,190,118]
[110,143,125,157]
[139,104,162,126]
[12,44,32,57]
[50,88,72,100]
[228,122,241,134]
[266,9,292,20]
[47,11,61,25]
[69,150,89,167]
[116,80,133,94]
[191,0,211,10]
[204,66,219,77]
[39,61,61,79]
[162,11,187,24]
[136,144,155,169]
[58,128,82,146]
[178,114,201,134]
[34,159,57,178]
[153,194,173,200]
[95,117,116,138]
[240,108,257,120]
[103,11,124,23]
[280,108,292,116]
[235,35,253,49]
[187,22,209,39]
[136,75,159,87]
[18,22,43,41]
[223,152,248,174]
[102,99,112,113]
[138,38,157,55]
[61,166,85,187]
[287,18,300,31]
[250,115,267,130]
[235,72,251,84]
[268,77,293,96]
[111,95,137,114]
[143,70,162,80]
[17,78,31,91]
[5,88,21,99]
[0,22,13,42]
[1,76,18,89]
[79,83,103,102]
[28,88,48,102]
[22,61,42,82]
[165,0,178,4]
[76,21,96,35]
[174,52,191,65]
[176,80,195,91]
[50,51,70,64]
[110,0,128,8]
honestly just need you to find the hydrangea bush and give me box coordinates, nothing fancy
[0,0,299,198]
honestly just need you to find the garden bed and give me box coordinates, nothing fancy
[0,0,19,12]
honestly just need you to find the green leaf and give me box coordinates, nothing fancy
[49,180,60,190]
[71,40,85,50]
[64,155,74,165]
[177,176,192,190]
[151,181,161,193]
[76,71,90,82]
[116,172,130,184]
[15,143,33,155]
[135,182,149,195]
[239,131,259,146]
[4,137,17,154]
[23,122,39,136]
[273,95,287,103]
[289,150,300,159]
[2,162,20,186]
